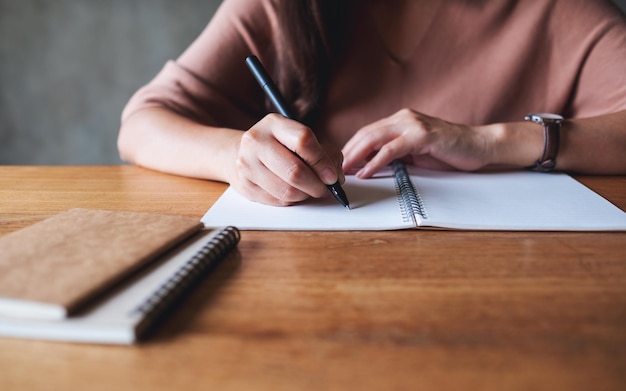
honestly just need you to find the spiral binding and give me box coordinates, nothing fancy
[132,226,240,322]
[392,161,427,223]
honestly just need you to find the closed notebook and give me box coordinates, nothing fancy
[0,209,241,345]
[0,208,203,320]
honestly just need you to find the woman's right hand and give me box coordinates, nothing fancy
[230,113,344,206]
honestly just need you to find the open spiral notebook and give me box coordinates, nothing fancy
[202,161,626,231]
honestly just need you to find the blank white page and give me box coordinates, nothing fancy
[202,173,413,231]
[409,168,626,231]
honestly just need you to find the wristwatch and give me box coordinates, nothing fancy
[524,113,564,172]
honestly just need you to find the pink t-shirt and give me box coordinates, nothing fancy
[122,0,626,148]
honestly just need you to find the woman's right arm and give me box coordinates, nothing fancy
[118,106,243,182]
[117,0,342,206]
[117,0,343,206]
[118,0,266,182]
[119,106,342,206]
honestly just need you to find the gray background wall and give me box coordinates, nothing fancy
[0,0,221,164]
[1,0,625,165]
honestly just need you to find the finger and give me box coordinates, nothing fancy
[236,125,311,204]
[325,146,346,183]
[269,115,341,186]
[257,140,329,199]
[235,176,300,206]
[355,137,413,178]
[342,124,396,173]
[238,157,311,205]
[247,114,331,198]
[342,122,379,159]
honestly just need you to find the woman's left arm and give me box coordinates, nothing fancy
[341,108,626,178]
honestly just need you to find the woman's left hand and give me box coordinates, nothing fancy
[341,108,495,178]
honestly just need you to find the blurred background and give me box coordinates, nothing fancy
[0,0,221,164]
[1,0,626,165]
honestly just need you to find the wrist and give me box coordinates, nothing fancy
[482,121,545,169]
[221,130,245,184]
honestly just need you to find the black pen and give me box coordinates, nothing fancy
[245,55,350,209]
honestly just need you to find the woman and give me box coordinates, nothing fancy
[118,0,626,206]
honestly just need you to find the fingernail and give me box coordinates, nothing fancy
[321,167,337,184]
[355,168,367,178]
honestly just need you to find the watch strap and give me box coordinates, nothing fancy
[534,122,560,171]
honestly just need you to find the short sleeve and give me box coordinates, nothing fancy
[558,1,626,117]
[121,0,281,130]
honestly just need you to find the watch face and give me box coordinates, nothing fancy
[537,113,564,120]
[526,113,564,123]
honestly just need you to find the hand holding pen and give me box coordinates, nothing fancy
[243,55,350,208]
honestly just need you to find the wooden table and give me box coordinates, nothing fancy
[1,166,625,391]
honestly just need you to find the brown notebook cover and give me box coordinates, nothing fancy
[0,208,203,320]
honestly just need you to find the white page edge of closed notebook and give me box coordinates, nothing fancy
[0,299,66,321]
[0,227,239,345]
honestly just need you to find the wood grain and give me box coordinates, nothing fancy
[1,166,625,391]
